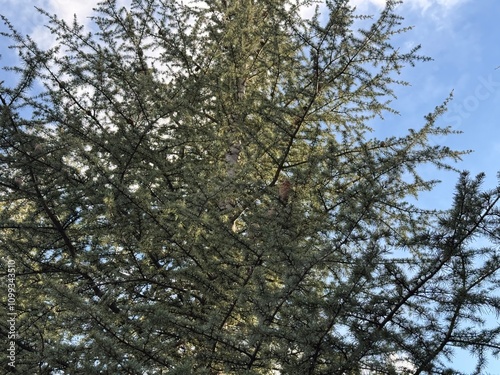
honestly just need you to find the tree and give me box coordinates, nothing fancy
[1,0,500,373]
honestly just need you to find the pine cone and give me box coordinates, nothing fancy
[278,179,292,204]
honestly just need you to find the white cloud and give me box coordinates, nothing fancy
[0,0,99,49]
[299,2,320,19]
[33,0,100,48]
[45,0,99,24]
[346,0,472,34]
[2,0,135,50]
[349,0,470,12]
[407,0,472,16]
[348,0,387,11]
[0,0,97,29]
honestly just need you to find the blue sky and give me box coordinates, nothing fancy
[365,0,500,209]
[1,0,499,373]
[356,2,500,372]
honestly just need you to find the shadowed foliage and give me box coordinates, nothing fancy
[1,0,500,374]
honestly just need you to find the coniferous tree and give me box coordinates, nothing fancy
[1,0,500,374]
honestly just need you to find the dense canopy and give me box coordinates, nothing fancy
[1,0,500,374]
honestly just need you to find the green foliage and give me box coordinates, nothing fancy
[1,0,500,374]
